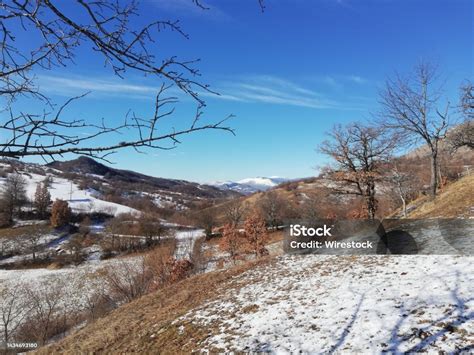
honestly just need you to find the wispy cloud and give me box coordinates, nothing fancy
[347,75,368,84]
[151,0,231,21]
[205,75,367,110]
[37,75,175,100]
[37,74,370,111]
[311,74,369,88]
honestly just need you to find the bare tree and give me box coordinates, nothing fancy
[20,281,67,345]
[23,229,43,261]
[223,200,245,226]
[257,191,286,228]
[136,213,164,247]
[378,62,451,197]
[0,0,237,162]
[103,259,153,303]
[63,235,86,264]
[320,123,396,219]
[387,163,418,218]
[195,208,216,238]
[449,82,474,150]
[0,173,27,223]
[0,285,31,343]
[461,81,474,120]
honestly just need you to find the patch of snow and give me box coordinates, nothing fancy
[0,172,137,216]
[211,177,291,195]
[179,255,474,353]
[174,229,204,259]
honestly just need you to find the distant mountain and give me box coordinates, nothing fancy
[47,156,240,200]
[211,177,291,195]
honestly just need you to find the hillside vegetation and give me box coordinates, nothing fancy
[41,253,473,354]
[407,174,474,219]
[39,257,275,354]
[38,173,474,353]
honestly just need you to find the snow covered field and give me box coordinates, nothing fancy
[174,229,204,259]
[0,227,204,334]
[178,255,474,353]
[0,171,137,216]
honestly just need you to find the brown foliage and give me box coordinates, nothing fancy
[219,223,242,263]
[243,213,269,257]
[50,200,71,228]
[167,259,194,283]
[103,240,193,302]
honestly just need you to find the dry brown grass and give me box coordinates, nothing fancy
[0,223,51,239]
[37,256,277,354]
[408,174,474,218]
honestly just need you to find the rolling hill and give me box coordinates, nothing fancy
[48,157,240,199]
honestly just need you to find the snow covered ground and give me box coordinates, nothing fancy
[174,229,204,259]
[0,254,143,341]
[177,255,473,353]
[0,172,137,216]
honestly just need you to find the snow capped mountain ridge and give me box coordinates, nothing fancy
[211,176,290,195]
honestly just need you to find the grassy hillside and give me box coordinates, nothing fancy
[407,174,474,219]
[40,253,473,353]
[39,257,276,354]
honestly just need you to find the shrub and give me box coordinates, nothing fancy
[219,223,242,264]
[243,212,269,257]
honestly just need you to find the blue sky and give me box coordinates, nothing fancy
[22,0,473,182]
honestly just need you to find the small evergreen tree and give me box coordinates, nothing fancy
[34,182,51,219]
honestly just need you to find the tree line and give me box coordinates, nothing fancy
[0,173,71,228]
[320,62,473,219]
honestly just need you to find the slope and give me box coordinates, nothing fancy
[40,254,473,353]
[48,157,239,199]
[407,174,474,219]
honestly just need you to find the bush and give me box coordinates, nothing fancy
[243,212,269,257]
[219,223,242,264]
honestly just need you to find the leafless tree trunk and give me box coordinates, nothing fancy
[257,191,286,228]
[103,259,153,303]
[24,232,43,261]
[449,82,474,150]
[0,286,31,344]
[388,163,418,218]
[320,123,396,219]
[0,173,27,223]
[21,281,66,345]
[224,200,245,226]
[377,61,451,198]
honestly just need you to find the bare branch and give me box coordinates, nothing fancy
[0,0,256,161]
